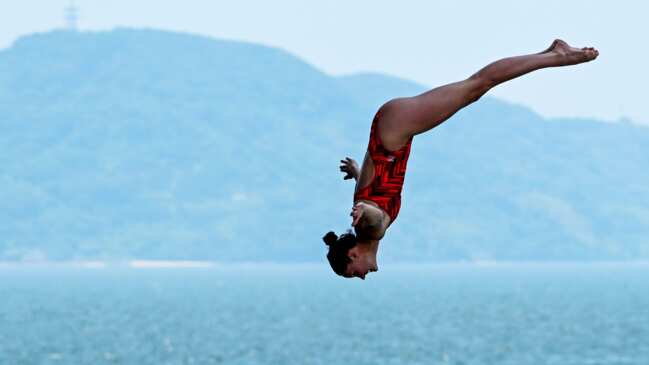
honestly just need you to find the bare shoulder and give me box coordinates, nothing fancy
[354,202,390,240]
[376,97,418,151]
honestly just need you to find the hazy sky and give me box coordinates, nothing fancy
[2,0,647,124]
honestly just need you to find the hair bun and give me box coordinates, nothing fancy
[322,231,338,246]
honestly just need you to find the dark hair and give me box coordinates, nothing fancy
[323,229,358,276]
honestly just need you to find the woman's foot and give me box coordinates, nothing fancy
[545,39,599,65]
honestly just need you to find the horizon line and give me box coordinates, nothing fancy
[2,259,649,270]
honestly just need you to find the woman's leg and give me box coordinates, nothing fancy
[377,39,598,148]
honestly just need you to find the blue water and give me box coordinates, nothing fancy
[1,263,648,365]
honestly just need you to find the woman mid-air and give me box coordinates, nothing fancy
[323,39,599,279]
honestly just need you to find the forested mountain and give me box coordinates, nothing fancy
[1,29,647,261]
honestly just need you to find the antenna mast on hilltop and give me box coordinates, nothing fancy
[64,1,80,31]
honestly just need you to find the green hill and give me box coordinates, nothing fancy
[1,29,648,261]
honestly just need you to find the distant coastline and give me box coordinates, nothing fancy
[2,260,649,270]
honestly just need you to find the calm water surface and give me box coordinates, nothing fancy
[1,263,648,365]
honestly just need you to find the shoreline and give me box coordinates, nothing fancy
[1,260,649,269]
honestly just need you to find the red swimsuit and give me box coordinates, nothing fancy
[353,110,413,223]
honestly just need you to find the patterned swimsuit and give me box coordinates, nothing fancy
[353,110,413,223]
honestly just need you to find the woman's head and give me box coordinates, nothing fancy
[323,230,377,279]
[323,230,356,276]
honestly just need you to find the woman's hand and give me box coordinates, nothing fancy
[351,203,364,226]
[340,157,359,181]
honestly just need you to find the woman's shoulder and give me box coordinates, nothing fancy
[353,202,390,239]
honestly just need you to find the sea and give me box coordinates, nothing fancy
[1,262,648,365]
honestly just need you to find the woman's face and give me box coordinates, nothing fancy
[343,247,378,280]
